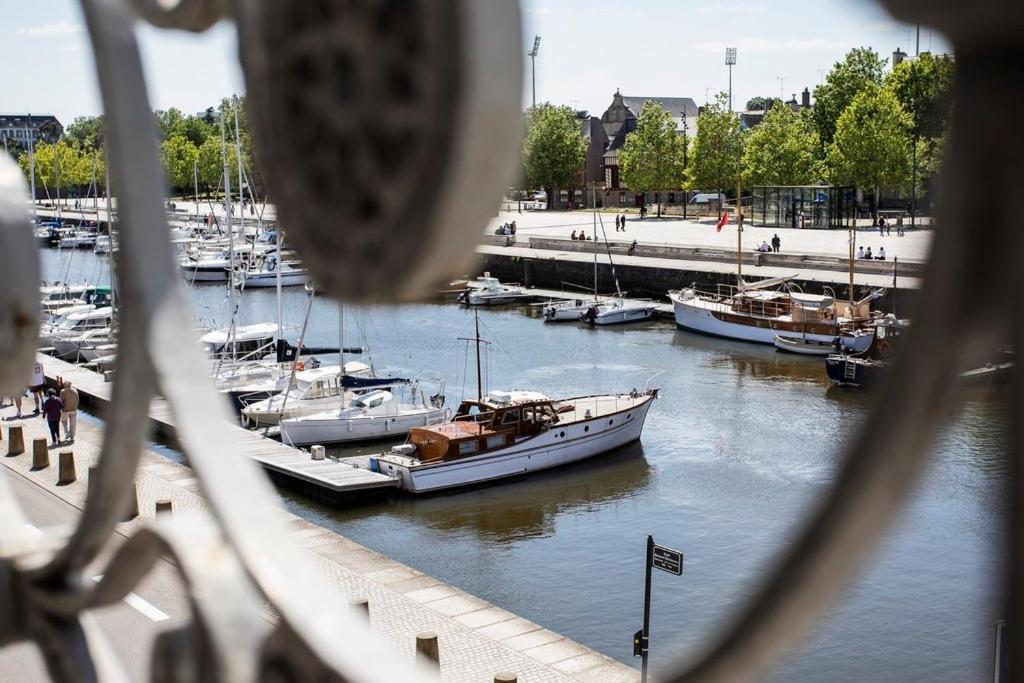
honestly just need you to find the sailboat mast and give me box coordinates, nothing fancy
[848,224,855,308]
[91,153,98,212]
[193,160,199,218]
[232,95,245,237]
[593,183,598,301]
[26,121,36,223]
[105,158,114,315]
[735,155,743,289]
[339,300,345,408]
[474,308,483,401]
[220,104,236,360]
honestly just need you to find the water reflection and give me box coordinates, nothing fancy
[386,442,651,543]
[670,328,832,386]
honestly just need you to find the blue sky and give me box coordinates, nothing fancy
[1,0,948,126]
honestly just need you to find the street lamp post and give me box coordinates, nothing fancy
[725,47,737,111]
[528,35,541,108]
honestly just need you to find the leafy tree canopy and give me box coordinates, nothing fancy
[521,103,586,207]
[885,52,955,140]
[688,92,744,193]
[66,115,106,150]
[619,102,686,215]
[742,103,821,187]
[745,96,769,111]
[826,84,912,207]
[813,47,886,146]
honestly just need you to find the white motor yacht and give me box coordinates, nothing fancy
[582,298,657,326]
[459,275,527,306]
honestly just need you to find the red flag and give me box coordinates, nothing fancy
[716,211,730,232]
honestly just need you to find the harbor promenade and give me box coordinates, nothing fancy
[0,392,640,682]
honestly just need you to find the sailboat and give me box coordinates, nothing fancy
[368,309,659,494]
[669,167,876,348]
[278,302,445,446]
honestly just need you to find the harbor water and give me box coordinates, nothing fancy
[44,248,1005,681]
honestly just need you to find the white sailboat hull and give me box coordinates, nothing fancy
[588,304,656,326]
[235,271,309,288]
[280,407,446,446]
[377,393,655,493]
[542,302,592,322]
[181,264,230,282]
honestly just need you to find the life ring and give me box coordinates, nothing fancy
[295,361,305,371]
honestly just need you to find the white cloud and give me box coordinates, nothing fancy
[16,20,83,38]
[697,3,768,14]
[693,36,830,53]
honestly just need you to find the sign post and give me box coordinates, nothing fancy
[635,535,683,683]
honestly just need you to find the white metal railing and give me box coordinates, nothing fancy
[0,1,1018,682]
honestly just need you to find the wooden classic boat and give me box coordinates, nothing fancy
[371,388,657,493]
[670,278,875,351]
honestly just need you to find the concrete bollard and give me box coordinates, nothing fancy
[31,438,49,469]
[57,451,76,485]
[155,498,173,516]
[494,674,518,683]
[311,444,325,461]
[124,481,139,521]
[350,598,369,623]
[87,465,99,500]
[415,632,440,674]
[7,426,24,456]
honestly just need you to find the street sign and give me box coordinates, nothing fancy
[652,544,683,575]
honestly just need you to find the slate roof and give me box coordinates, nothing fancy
[621,96,699,125]
[603,117,637,160]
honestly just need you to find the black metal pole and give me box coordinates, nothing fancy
[892,256,898,317]
[641,535,654,683]
[910,135,917,230]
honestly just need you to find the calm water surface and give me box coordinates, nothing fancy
[45,249,1005,681]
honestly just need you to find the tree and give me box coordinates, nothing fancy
[826,85,912,219]
[619,102,686,217]
[688,93,744,194]
[885,53,955,140]
[742,103,821,187]
[161,135,200,194]
[66,115,106,150]
[154,108,185,142]
[745,96,769,111]
[521,104,586,209]
[813,47,887,146]
[196,136,234,198]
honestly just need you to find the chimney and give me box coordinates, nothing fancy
[801,87,810,108]
[893,47,907,66]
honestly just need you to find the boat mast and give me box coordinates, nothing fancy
[592,183,598,301]
[26,119,36,223]
[735,153,743,290]
[91,152,98,213]
[474,308,483,401]
[848,223,855,310]
[105,158,115,316]
[193,160,199,219]
[339,299,346,409]
[220,103,236,361]
[232,95,245,238]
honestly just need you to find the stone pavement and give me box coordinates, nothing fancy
[488,209,932,264]
[0,403,639,682]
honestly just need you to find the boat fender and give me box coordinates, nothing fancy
[295,361,304,371]
[444,407,452,422]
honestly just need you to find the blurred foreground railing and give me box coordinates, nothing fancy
[0,0,1018,681]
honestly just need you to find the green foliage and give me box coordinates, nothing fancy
[813,47,887,146]
[619,102,686,213]
[688,93,744,192]
[745,96,768,111]
[17,140,104,199]
[161,135,200,191]
[196,135,234,194]
[521,104,586,207]
[885,52,955,140]
[826,85,912,205]
[66,115,105,150]
[742,103,820,187]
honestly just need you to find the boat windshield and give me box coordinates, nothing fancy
[348,391,390,409]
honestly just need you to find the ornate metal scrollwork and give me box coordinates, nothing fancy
[2,0,1017,681]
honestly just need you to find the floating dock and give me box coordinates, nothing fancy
[40,354,399,503]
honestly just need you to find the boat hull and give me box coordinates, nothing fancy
[671,292,872,351]
[377,393,655,493]
[280,408,446,446]
[542,303,591,322]
[773,335,837,356]
[235,272,309,288]
[181,264,230,282]
[588,305,655,326]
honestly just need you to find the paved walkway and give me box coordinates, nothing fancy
[0,402,638,682]
[488,209,932,263]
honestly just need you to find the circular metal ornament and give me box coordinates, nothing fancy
[236,0,524,301]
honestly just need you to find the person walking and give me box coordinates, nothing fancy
[42,390,63,446]
[771,234,781,253]
[60,381,79,443]
[897,215,904,237]
[29,360,45,414]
